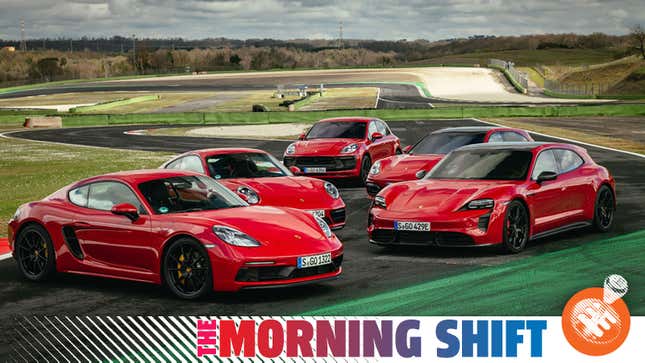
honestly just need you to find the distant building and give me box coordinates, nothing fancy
[1,46,16,52]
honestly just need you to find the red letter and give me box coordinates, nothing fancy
[219,320,255,357]
[286,320,314,357]
[258,320,284,358]
[316,320,346,357]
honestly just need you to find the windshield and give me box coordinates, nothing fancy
[410,132,487,155]
[428,149,533,180]
[138,175,247,214]
[205,152,291,179]
[306,121,366,139]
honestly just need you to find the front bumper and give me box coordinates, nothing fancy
[209,243,344,291]
[284,155,361,179]
[367,206,504,247]
[365,177,407,197]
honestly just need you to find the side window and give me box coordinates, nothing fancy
[182,155,206,174]
[503,132,529,142]
[368,121,378,138]
[87,182,145,213]
[69,185,90,207]
[531,150,558,180]
[554,149,584,174]
[376,120,389,135]
[165,155,205,174]
[488,132,504,142]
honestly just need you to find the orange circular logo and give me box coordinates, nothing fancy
[562,286,630,356]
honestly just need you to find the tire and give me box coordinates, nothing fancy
[359,155,372,185]
[501,200,530,253]
[163,238,213,300]
[593,185,615,232]
[15,224,56,281]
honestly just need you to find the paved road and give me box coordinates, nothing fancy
[1,119,644,359]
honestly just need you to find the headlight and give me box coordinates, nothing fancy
[314,215,332,238]
[237,186,259,204]
[324,182,339,199]
[286,143,296,155]
[213,226,261,247]
[369,160,381,175]
[341,143,358,154]
[10,207,21,222]
[466,199,494,209]
[374,195,386,209]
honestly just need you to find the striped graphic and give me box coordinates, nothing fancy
[6,316,361,362]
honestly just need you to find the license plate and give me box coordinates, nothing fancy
[308,210,325,219]
[297,252,332,268]
[304,167,326,173]
[394,221,431,231]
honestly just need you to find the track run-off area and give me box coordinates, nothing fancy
[0,118,643,354]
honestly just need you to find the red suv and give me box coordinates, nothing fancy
[283,117,401,183]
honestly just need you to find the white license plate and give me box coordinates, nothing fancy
[394,221,431,231]
[297,252,332,268]
[304,167,326,173]
[308,210,325,219]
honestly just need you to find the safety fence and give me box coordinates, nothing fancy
[488,59,529,93]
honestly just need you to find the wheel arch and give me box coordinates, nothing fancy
[509,196,532,238]
[159,233,203,283]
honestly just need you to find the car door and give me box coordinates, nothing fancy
[552,148,588,223]
[367,120,388,160]
[525,149,567,234]
[377,120,398,157]
[71,181,157,278]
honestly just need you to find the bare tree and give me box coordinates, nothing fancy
[631,24,645,59]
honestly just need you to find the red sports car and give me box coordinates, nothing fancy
[283,117,401,183]
[366,126,533,197]
[368,142,615,253]
[8,170,343,299]
[162,148,346,230]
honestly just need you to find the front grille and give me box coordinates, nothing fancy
[371,229,474,247]
[236,256,343,282]
[330,208,346,223]
[366,182,381,196]
[283,156,356,171]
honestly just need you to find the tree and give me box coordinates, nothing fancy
[631,24,645,59]
[229,54,241,65]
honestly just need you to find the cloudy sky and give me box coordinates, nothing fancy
[0,0,643,40]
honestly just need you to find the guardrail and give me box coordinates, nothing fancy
[488,59,529,94]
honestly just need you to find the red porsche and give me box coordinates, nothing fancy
[162,148,346,230]
[8,170,343,299]
[368,142,615,253]
[366,126,533,197]
[283,117,401,183]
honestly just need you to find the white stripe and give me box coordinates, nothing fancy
[74,317,116,363]
[374,88,380,109]
[20,318,58,362]
[475,118,645,159]
[30,317,68,362]
[45,317,82,363]
[88,316,133,363]
[53,317,92,362]
[172,316,215,363]
[12,336,37,362]
[147,317,197,362]
[107,316,152,362]
[0,252,12,261]
[123,316,171,362]
[63,317,103,362]
[15,325,49,362]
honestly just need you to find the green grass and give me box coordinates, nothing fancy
[303,230,645,316]
[329,81,432,97]
[414,49,619,67]
[0,136,173,236]
[69,95,160,113]
[488,65,527,93]
[2,104,644,128]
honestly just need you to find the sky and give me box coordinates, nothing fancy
[0,0,643,40]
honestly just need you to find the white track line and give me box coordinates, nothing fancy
[0,252,12,261]
[474,118,645,159]
[374,87,380,109]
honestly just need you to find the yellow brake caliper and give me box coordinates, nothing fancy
[178,254,185,284]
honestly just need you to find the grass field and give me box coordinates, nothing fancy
[413,49,619,67]
[0,136,173,236]
[304,230,645,316]
[298,88,378,111]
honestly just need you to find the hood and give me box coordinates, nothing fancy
[219,176,339,208]
[165,206,331,250]
[374,154,444,181]
[289,138,361,156]
[380,179,520,214]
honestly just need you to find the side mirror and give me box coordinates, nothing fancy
[403,145,412,153]
[298,133,306,140]
[289,166,301,174]
[415,170,427,179]
[111,203,139,221]
[536,171,557,184]
[371,132,383,141]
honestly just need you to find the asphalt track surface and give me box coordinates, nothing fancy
[1,119,644,357]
